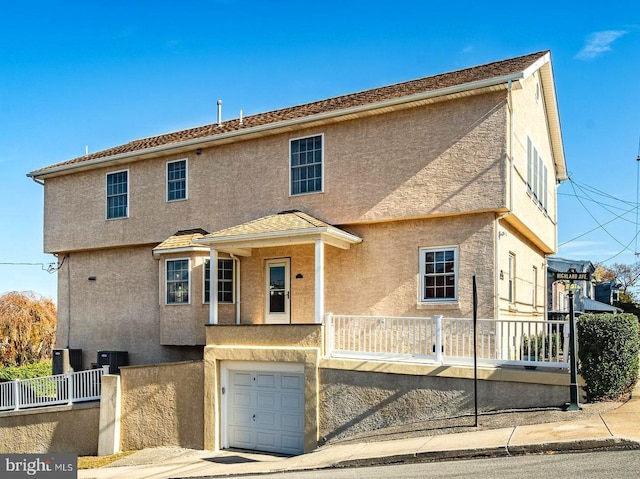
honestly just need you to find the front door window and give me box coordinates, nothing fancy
[265,258,290,323]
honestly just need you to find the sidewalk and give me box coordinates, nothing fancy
[79,382,640,479]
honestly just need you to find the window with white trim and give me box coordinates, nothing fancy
[532,266,538,308]
[526,137,548,212]
[166,259,190,304]
[106,170,128,219]
[508,253,515,304]
[204,258,234,303]
[167,159,187,201]
[419,247,458,302]
[290,135,323,195]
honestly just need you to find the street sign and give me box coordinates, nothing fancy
[554,271,591,281]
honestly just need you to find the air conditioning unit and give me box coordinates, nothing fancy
[52,349,83,375]
[97,350,129,374]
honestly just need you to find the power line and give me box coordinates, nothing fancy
[0,259,64,274]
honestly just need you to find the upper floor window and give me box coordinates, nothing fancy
[167,159,187,201]
[526,137,548,212]
[106,170,128,219]
[290,135,323,195]
[204,258,234,303]
[508,253,516,304]
[419,246,458,302]
[166,259,190,304]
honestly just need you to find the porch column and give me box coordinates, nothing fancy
[314,240,325,324]
[209,248,219,325]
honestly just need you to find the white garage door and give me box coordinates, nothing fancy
[227,368,304,455]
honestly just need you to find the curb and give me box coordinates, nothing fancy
[330,438,640,469]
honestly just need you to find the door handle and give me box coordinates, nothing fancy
[252,414,256,422]
[287,291,290,299]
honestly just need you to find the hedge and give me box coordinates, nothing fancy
[577,313,639,400]
[0,360,52,382]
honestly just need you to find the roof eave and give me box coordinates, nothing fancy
[28,72,525,180]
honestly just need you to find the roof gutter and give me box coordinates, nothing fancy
[28,73,525,180]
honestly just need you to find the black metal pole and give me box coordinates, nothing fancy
[473,275,478,426]
[567,288,580,410]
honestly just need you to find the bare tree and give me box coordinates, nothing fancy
[0,292,56,367]
[594,262,640,303]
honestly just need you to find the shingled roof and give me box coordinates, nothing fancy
[29,51,557,178]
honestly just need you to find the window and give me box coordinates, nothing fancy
[526,137,548,212]
[106,170,128,219]
[204,258,234,303]
[532,266,538,308]
[167,159,187,201]
[508,253,515,304]
[419,247,458,302]
[166,259,189,304]
[290,135,323,195]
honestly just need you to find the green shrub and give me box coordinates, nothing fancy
[0,360,52,382]
[577,313,639,400]
[522,333,562,358]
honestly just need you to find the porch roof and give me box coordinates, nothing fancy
[194,210,362,256]
[152,228,210,257]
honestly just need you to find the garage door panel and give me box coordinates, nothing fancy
[232,372,253,386]
[256,431,278,450]
[257,392,276,409]
[281,413,303,430]
[231,409,252,427]
[233,390,253,408]
[256,412,277,427]
[256,373,276,388]
[281,434,304,454]
[281,374,302,389]
[230,428,253,449]
[281,393,303,411]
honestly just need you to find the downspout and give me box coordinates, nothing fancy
[230,254,241,325]
[30,176,45,186]
[65,254,71,348]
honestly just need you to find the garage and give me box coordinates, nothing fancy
[222,362,305,455]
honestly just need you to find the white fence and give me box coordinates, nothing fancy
[0,367,107,412]
[325,314,569,368]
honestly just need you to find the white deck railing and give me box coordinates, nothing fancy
[0,366,107,412]
[325,314,569,368]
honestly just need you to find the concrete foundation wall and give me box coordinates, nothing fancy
[120,360,204,450]
[0,402,100,455]
[318,361,569,443]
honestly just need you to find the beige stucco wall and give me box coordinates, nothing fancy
[319,359,570,442]
[119,361,204,450]
[508,70,558,252]
[0,402,100,455]
[43,91,509,254]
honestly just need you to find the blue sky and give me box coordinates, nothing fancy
[1,1,639,301]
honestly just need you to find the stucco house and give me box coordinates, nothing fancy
[28,51,568,454]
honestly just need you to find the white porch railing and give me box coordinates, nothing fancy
[0,366,108,412]
[325,314,569,368]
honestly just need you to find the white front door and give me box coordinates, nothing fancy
[265,258,290,324]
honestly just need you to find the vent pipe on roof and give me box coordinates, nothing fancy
[239,109,243,125]
[217,100,222,126]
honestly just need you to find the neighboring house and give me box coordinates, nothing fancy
[595,279,622,306]
[29,51,567,454]
[546,256,621,318]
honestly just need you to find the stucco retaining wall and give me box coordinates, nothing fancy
[0,402,100,455]
[318,361,569,442]
[120,360,204,450]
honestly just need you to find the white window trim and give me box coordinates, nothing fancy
[105,169,129,220]
[508,253,515,305]
[418,245,459,304]
[203,257,235,304]
[165,257,191,305]
[532,266,538,308]
[289,133,324,197]
[166,158,188,202]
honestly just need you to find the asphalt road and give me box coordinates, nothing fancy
[214,450,640,479]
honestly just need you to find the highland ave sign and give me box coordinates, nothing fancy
[554,271,591,281]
